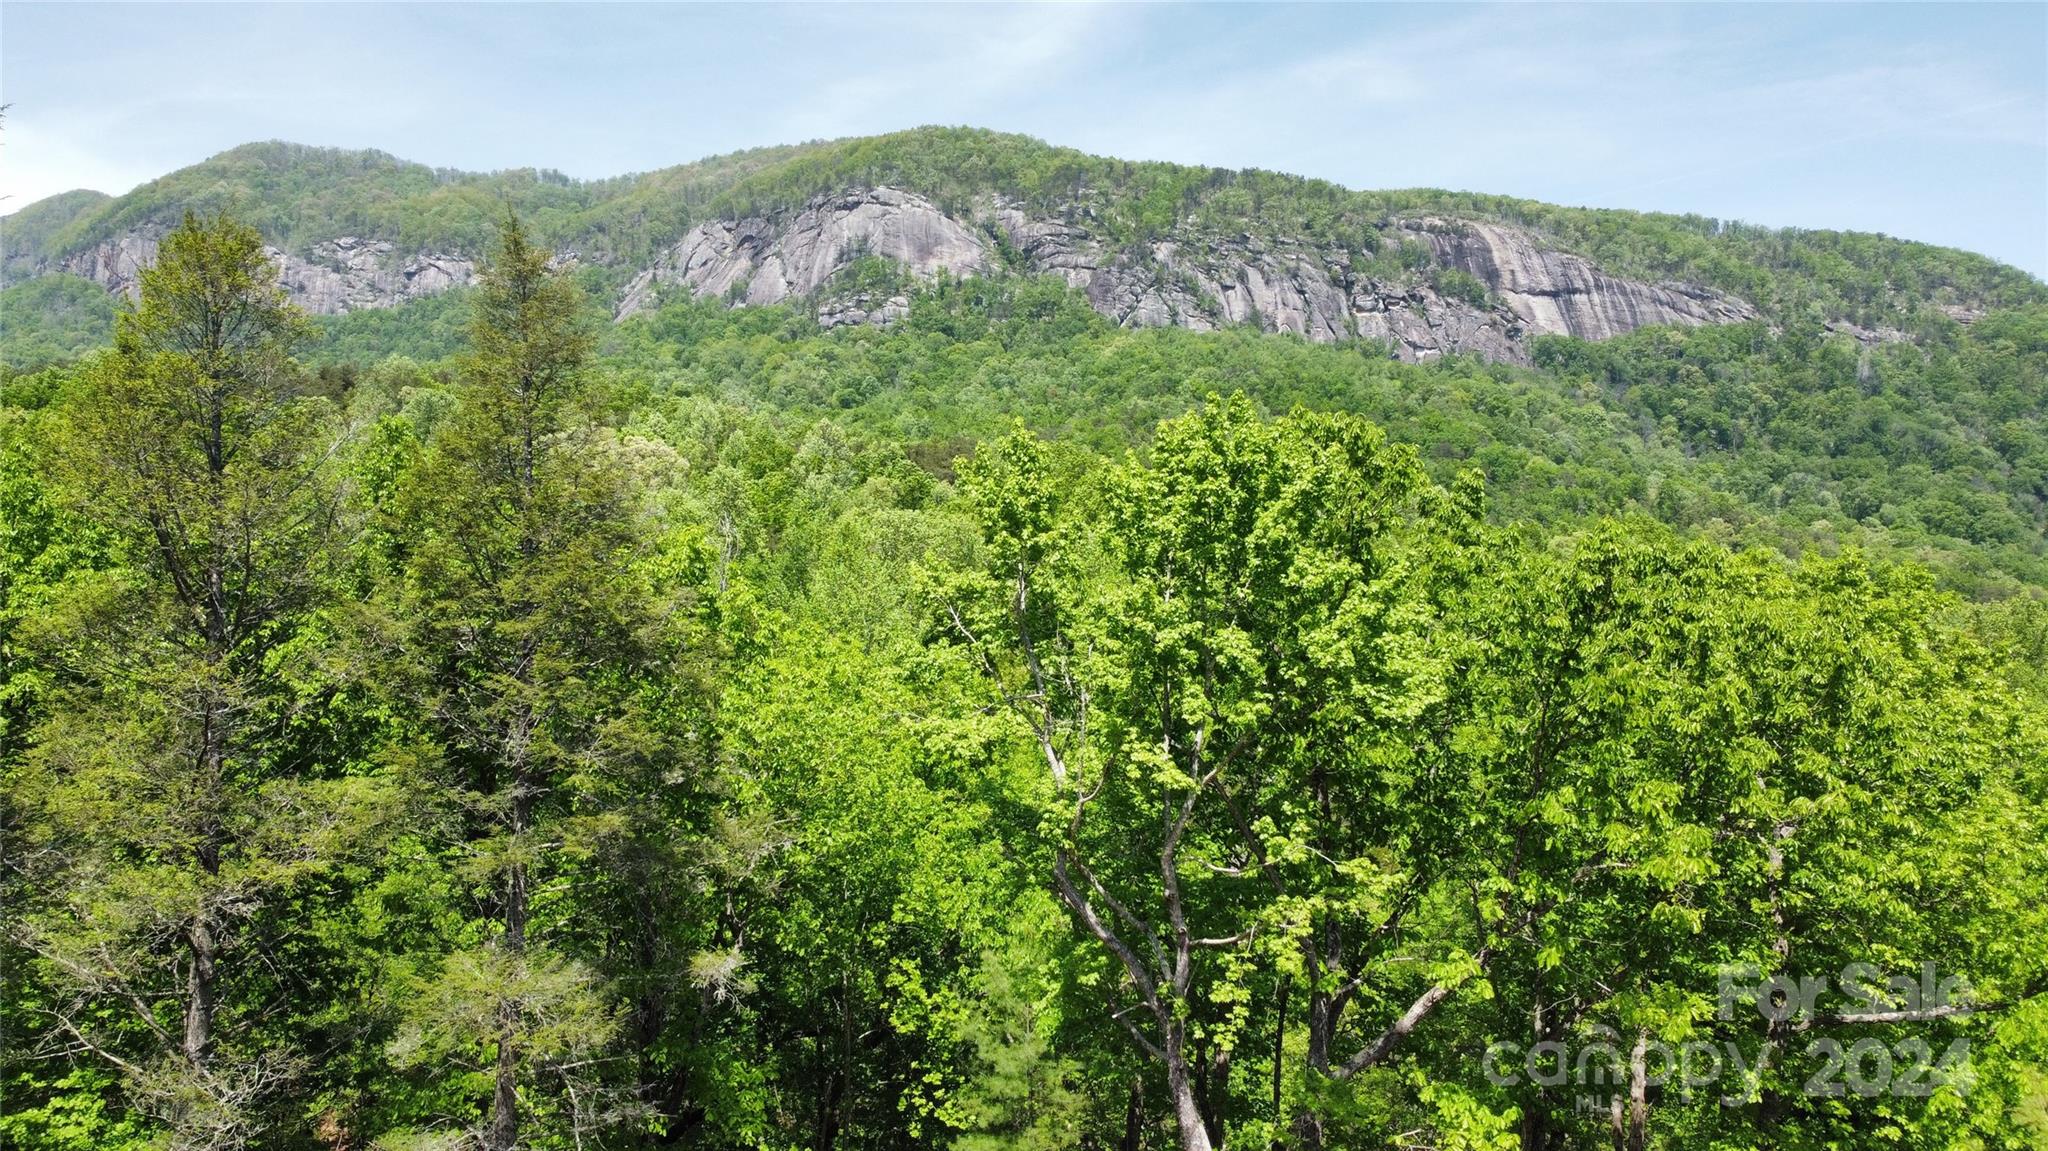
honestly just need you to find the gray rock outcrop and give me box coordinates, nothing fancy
[56,232,477,315]
[818,293,912,329]
[274,237,477,314]
[616,187,988,318]
[42,188,1756,362]
[1398,218,1754,341]
[60,233,159,298]
[621,189,1754,362]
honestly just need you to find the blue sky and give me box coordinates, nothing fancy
[3,3,2044,274]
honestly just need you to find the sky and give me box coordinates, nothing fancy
[2,3,2044,275]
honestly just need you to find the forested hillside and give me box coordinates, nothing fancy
[2,196,2046,1150]
[6,128,2043,362]
[1,139,823,275]
[576,280,2048,594]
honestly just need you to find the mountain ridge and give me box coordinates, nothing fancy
[4,127,2042,366]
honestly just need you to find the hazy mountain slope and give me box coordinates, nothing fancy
[0,188,111,280]
[0,139,827,274]
[3,127,2041,368]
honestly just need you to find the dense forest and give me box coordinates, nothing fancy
[2,210,2045,1151]
[7,128,2047,594]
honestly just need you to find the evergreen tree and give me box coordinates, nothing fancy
[387,213,661,1149]
[4,212,380,1147]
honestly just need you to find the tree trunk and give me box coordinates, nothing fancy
[1269,979,1287,1149]
[627,864,693,1140]
[1292,772,1339,1151]
[487,765,534,1151]
[818,1069,846,1151]
[1625,1030,1649,1151]
[818,974,854,1151]
[1120,1076,1146,1151]
[1200,1043,1230,1145]
[1292,982,1331,1151]
[1524,989,1550,1151]
[183,919,216,1063]
[184,697,227,1066]
[488,995,521,1151]
[1165,1036,1216,1151]
[1524,1086,1556,1151]
[1290,1110,1325,1151]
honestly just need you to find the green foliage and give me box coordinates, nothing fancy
[10,126,2039,334]
[596,279,2048,595]
[3,212,389,1148]
[4,207,2043,1151]
[0,274,119,367]
[1533,307,2048,571]
[310,287,475,365]
[3,139,832,272]
[375,215,661,1149]
[0,188,112,279]
[1430,266,1492,308]
[692,127,2041,324]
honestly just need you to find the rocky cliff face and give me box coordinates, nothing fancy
[42,188,1753,361]
[59,234,160,300]
[275,237,476,314]
[56,233,478,315]
[620,188,1754,361]
[615,187,989,316]
[1403,218,1754,341]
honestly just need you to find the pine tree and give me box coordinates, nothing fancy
[389,213,656,1149]
[5,212,373,1146]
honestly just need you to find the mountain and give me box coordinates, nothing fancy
[0,188,113,281]
[5,128,2041,368]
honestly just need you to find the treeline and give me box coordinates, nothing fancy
[2,214,2045,1151]
[10,128,2042,336]
[0,139,826,281]
[691,128,2046,326]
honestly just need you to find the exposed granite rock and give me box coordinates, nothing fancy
[997,214,1210,331]
[56,232,477,315]
[990,208,1524,359]
[1350,285,1523,363]
[1825,318,1912,345]
[60,233,159,298]
[985,201,1752,361]
[617,187,989,322]
[53,188,1758,363]
[273,237,477,314]
[1396,217,1754,341]
[818,294,911,329]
